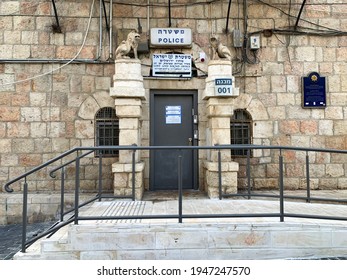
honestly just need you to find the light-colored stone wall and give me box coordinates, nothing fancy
[0,0,347,201]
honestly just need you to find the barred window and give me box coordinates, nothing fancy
[230,109,252,157]
[95,107,119,157]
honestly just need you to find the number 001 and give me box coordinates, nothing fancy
[217,87,231,94]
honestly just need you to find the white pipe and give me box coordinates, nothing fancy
[96,0,103,60]
[147,0,150,37]
[109,0,113,60]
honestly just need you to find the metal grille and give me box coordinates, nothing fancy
[230,109,252,156]
[95,107,119,157]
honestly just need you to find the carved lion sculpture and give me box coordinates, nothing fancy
[115,30,141,59]
[210,37,232,60]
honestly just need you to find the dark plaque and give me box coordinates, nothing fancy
[302,72,326,108]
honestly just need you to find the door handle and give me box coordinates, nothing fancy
[188,138,193,146]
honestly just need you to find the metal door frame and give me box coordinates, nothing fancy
[149,90,199,191]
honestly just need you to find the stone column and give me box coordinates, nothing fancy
[109,59,146,200]
[203,60,239,198]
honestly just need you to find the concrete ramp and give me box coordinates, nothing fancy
[13,199,347,260]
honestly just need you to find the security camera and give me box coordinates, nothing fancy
[199,52,206,62]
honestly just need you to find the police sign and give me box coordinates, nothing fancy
[150,28,192,47]
[215,78,233,96]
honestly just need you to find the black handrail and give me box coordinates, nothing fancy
[49,150,94,178]
[3,144,347,254]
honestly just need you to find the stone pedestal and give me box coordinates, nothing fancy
[204,162,239,199]
[203,60,239,198]
[110,59,146,200]
[112,162,145,200]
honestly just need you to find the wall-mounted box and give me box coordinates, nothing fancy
[250,35,260,49]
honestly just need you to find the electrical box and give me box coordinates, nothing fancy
[233,29,243,48]
[250,35,260,49]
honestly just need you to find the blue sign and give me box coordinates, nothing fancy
[302,72,326,108]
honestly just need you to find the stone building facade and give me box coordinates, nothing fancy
[0,1,346,203]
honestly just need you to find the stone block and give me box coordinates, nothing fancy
[271,231,332,247]
[204,162,238,198]
[116,106,142,118]
[7,122,30,138]
[156,231,208,249]
[0,107,20,121]
[208,230,270,248]
[80,251,117,260]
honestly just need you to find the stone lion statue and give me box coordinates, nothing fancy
[210,37,232,60]
[115,30,141,59]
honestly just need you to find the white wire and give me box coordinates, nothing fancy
[0,0,96,88]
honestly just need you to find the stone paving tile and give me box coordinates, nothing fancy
[0,222,54,260]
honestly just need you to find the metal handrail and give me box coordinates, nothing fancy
[49,150,94,178]
[3,144,347,254]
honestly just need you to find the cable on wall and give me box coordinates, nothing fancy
[0,0,96,88]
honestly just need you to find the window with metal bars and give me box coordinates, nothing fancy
[95,107,119,157]
[230,109,252,157]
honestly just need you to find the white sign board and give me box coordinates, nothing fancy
[215,78,233,96]
[150,28,192,47]
[165,106,181,124]
[152,54,192,77]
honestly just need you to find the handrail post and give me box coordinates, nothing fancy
[98,152,103,201]
[132,144,137,201]
[279,149,284,222]
[247,148,251,199]
[178,151,183,223]
[74,157,80,225]
[218,148,222,200]
[21,177,28,253]
[60,167,65,222]
[306,151,311,203]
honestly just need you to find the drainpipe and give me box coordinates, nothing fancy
[294,0,307,31]
[108,0,114,61]
[96,0,103,60]
[147,0,150,38]
[168,0,171,27]
[225,0,232,34]
[51,0,62,33]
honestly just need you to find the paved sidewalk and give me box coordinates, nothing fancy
[0,222,53,260]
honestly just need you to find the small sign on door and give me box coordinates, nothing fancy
[165,106,181,124]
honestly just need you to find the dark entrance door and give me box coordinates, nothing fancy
[150,90,198,190]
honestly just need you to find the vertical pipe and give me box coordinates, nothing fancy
[147,0,150,35]
[21,178,28,253]
[98,153,103,201]
[225,0,232,33]
[218,149,222,200]
[96,0,103,60]
[168,0,171,27]
[51,0,62,33]
[178,152,183,223]
[109,0,113,60]
[279,150,284,222]
[294,0,307,30]
[247,149,251,199]
[306,152,311,203]
[60,167,65,221]
[132,149,136,201]
[74,157,80,225]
